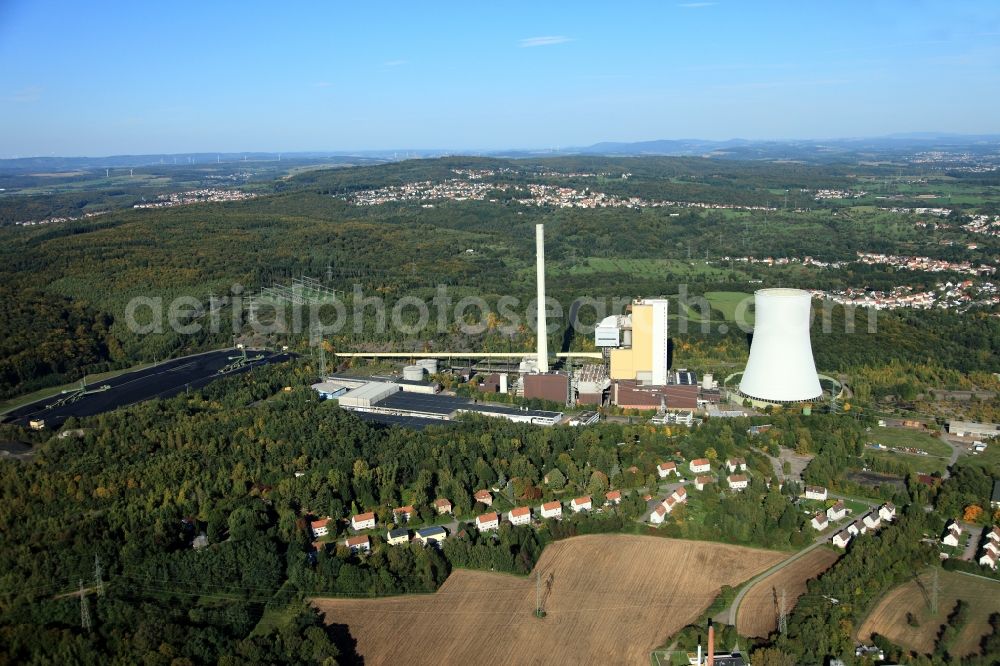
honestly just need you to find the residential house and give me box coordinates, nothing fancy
[310,517,332,538]
[473,490,493,506]
[605,490,622,505]
[690,458,711,474]
[980,549,998,570]
[415,525,447,545]
[541,501,562,519]
[987,525,1000,544]
[386,527,410,546]
[805,486,828,501]
[827,501,848,522]
[672,487,688,503]
[811,512,829,531]
[351,512,376,531]
[476,512,499,531]
[393,505,415,523]
[652,497,678,524]
[833,531,852,549]
[942,521,962,548]
[658,462,678,478]
[695,475,714,491]
[848,519,865,536]
[570,496,592,513]
[878,502,896,523]
[433,498,453,515]
[727,474,749,491]
[345,535,370,553]
[726,457,747,473]
[862,513,881,531]
[508,506,531,526]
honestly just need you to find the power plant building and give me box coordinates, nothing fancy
[523,372,571,404]
[600,298,670,385]
[738,288,822,405]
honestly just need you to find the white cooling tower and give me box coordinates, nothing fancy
[738,288,821,403]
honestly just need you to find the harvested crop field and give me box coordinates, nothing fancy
[313,534,785,665]
[736,548,841,637]
[857,570,1000,657]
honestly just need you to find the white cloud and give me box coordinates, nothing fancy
[8,85,41,103]
[519,36,572,48]
[383,59,407,67]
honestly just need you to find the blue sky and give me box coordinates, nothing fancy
[1,1,999,156]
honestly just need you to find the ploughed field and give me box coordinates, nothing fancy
[736,547,841,637]
[313,534,785,665]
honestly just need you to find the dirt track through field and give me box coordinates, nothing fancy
[314,534,785,665]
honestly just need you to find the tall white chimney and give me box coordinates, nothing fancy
[535,223,549,373]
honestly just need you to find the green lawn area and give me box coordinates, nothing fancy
[251,596,300,637]
[867,449,949,476]
[958,440,1000,471]
[868,426,951,456]
[704,291,753,323]
[564,257,734,279]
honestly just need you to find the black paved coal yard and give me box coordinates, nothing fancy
[3,349,293,429]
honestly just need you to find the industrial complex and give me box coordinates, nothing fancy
[312,374,563,428]
[323,225,828,427]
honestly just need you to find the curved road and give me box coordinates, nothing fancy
[718,492,878,626]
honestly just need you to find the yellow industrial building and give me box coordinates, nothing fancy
[596,298,669,385]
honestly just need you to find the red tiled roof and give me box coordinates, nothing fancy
[606,490,622,500]
[346,535,369,547]
[510,506,530,517]
[658,462,676,470]
[477,512,498,524]
[474,490,492,500]
[691,458,710,466]
[728,474,748,483]
[572,496,591,505]
[310,518,330,529]
[434,498,451,507]
[542,501,561,511]
[353,512,375,522]
[696,475,713,484]
[393,505,415,514]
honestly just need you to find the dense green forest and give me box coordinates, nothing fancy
[0,359,934,664]
[0,155,997,400]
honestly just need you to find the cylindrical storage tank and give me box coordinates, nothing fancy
[739,288,822,403]
[701,373,714,390]
[416,358,438,374]
[402,365,425,382]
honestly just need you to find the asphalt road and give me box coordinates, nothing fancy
[4,349,292,429]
